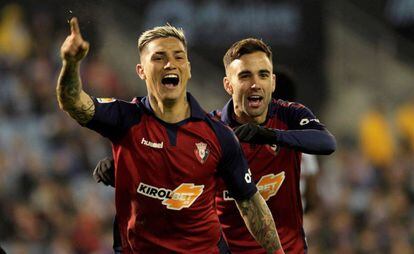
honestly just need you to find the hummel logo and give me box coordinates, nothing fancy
[141,138,163,149]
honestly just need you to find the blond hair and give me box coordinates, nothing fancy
[138,24,187,54]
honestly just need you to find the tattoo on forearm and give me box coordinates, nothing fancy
[57,63,94,124]
[237,192,282,252]
[64,99,94,125]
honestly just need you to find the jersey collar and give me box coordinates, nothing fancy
[140,92,205,120]
[220,99,239,127]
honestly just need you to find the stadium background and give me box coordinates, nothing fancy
[0,0,413,253]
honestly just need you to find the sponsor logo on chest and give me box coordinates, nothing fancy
[223,171,285,201]
[137,182,204,210]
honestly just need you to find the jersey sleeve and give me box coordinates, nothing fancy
[274,102,336,154]
[85,97,142,141]
[213,123,257,201]
[286,103,326,130]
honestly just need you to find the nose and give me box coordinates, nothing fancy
[249,75,263,90]
[250,82,261,90]
[164,59,176,70]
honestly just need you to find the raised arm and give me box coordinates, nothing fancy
[56,17,94,125]
[236,191,284,254]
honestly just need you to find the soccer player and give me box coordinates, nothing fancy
[94,38,336,253]
[57,18,284,254]
[215,39,336,253]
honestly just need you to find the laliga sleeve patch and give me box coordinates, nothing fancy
[97,98,116,103]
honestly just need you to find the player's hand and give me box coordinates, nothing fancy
[234,123,278,144]
[60,17,89,64]
[93,157,115,187]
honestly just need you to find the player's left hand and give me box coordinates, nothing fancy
[93,157,115,187]
[60,17,90,64]
[234,123,277,144]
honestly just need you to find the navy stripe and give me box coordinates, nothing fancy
[166,125,178,146]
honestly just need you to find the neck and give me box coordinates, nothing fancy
[233,108,267,125]
[149,95,190,123]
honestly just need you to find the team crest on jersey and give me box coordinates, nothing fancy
[97,97,116,103]
[267,144,280,155]
[194,142,209,164]
[137,182,204,210]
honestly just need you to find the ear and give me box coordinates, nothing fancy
[272,73,276,93]
[188,61,191,79]
[136,64,146,80]
[223,76,233,96]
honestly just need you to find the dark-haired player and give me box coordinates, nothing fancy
[213,38,336,253]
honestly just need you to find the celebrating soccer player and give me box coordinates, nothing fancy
[57,18,284,254]
[212,38,335,253]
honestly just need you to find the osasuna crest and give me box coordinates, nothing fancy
[267,144,280,155]
[194,142,209,164]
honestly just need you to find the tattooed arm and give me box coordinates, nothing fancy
[56,17,94,125]
[236,191,285,254]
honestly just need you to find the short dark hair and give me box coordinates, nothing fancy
[223,38,272,71]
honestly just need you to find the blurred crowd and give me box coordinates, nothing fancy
[305,101,414,253]
[0,3,124,253]
[0,3,413,254]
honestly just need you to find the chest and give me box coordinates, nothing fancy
[114,117,222,188]
[240,117,300,181]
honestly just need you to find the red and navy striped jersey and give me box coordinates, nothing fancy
[85,93,257,254]
[213,98,327,254]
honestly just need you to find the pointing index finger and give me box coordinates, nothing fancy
[70,17,81,35]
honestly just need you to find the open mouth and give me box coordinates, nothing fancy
[247,95,263,108]
[162,74,179,88]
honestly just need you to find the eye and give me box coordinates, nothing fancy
[152,55,164,61]
[260,73,270,78]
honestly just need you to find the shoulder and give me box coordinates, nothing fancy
[204,113,237,146]
[91,96,144,128]
[94,97,141,109]
[269,99,313,116]
[273,99,305,110]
